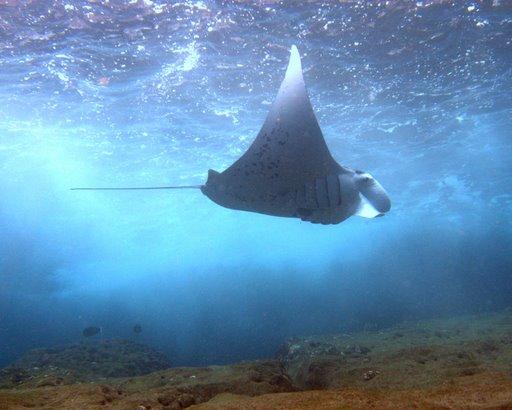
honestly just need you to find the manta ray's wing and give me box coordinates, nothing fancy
[203,46,344,217]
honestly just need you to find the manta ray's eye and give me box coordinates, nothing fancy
[355,170,363,174]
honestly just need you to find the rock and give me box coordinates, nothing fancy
[500,334,512,344]
[458,366,482,376]
[248,370,263,382]
[157,396,172,406]
[0,340,171,387]
[35,374,63,387]
[476,340,499,355]
[0,367,31,387]
[305,360,341,389]
[113,360,294,408]
[343,344,371,357]
[178,393,195,407]
[277,338,348,389]
[363,370,379,381]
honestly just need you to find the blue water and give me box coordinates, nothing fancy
[0,1,511,368]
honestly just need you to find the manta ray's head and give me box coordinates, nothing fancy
[353,170,391,218]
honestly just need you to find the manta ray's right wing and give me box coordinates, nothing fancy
[203,45,345,218]
[221,45,342,191]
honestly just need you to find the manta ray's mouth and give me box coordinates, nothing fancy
[356,178,391,218]
[356,194,383,218]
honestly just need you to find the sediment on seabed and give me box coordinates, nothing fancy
[1,308,512,409]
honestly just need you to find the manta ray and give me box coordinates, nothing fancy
[73,46,391,225]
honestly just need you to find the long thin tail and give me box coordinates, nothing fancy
[70,185,203,191]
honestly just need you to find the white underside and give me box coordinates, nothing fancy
[355,194,381,218]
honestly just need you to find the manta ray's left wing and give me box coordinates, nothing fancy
[206,46,344,216]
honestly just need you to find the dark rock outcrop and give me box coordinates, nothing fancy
[0,339,170,388]
[276,337,372,389]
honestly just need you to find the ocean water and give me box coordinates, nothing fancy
[0,0,511,369]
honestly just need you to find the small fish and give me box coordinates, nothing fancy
[82,326,101,337]
[133,324,142,334]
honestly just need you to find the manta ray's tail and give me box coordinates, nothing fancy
[70,185,202,191]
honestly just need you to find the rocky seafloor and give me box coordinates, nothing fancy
[0,339,171,389]
[2,309,512,409]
